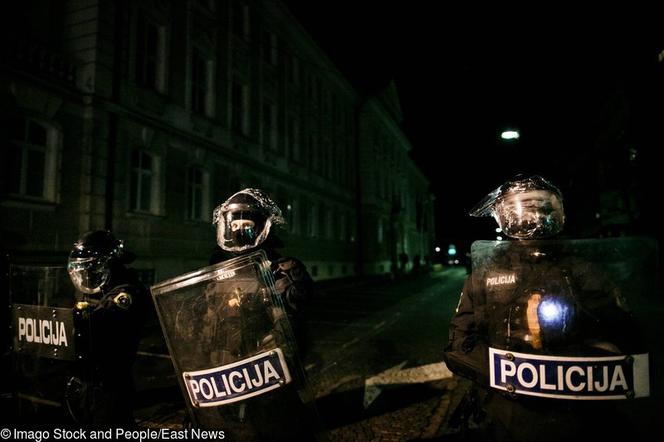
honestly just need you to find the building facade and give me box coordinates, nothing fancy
[1,0,435,282]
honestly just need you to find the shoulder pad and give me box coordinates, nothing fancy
[276,258,294,271]
[113,292,133,310]
[275,257,308,279]
[276,257,305,269]
[276,257,305,272]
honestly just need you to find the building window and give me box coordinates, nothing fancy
[332,96,339,127]
[318,203,327,238]
[339,211,347,241]
[308,133,317,171]
[134,268,156,286]
[288,117,300,161]
[306,73,314,100]
[377,218,384,243]
[287,199,298,234]
[337,143,344,184]
[322,89,330,115]
[233,3,250,40]
[136,12,165,92]
[191,48,214,116]
[130,149,161,214]
[231,81,249,135]
[2,116,57,201]
[307,204,318,237]
[323,141,332,179]
[327,207,335,239]
[288,55,299,84]
[262,31,277,65]
[186,166,209,221]
[346,142,354,188]
[274,193,295,234]
[195,0,215,12]
[262,101,277,149]
[349,215,356,242]
[313,77,320,103]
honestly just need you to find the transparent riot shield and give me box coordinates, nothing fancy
[151,250,319,438]
[470,237,661,431]
[8,264,92,425]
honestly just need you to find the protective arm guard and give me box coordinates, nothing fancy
[272,257,314,315]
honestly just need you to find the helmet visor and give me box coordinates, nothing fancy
[216,209,270,252]
[67,257,110,294]
[495,190,565,239]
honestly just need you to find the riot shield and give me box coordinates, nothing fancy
[151,250,319,438]
[469,237,658,404]
[8,264,91,425]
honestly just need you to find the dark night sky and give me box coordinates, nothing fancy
[286,3,663,252]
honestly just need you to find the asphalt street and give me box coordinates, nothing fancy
[304,268,466,440]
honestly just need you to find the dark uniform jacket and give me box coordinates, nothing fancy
[443,245,644,442]
[87,264,150,427]
[207,237,317,440]
[209,235,314,355]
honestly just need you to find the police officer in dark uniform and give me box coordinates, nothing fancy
[443,176,644,442]
[209,188,316,440]
[67,230,149,428]
[210,188,314,356]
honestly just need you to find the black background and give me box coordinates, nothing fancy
[287,3,664,255]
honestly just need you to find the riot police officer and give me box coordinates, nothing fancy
[210,188,314,355]
[208,188,316,440]
[443,176,646,442]
[67,230,149,428]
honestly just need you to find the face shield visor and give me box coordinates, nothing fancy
[213,188,285,253]
[469,175,565,239]
[494,190,565,239]
[216,206,270,252]
[67,257,110,294]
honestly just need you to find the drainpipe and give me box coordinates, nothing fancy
[354,95,367,276]
[104,0,125,230]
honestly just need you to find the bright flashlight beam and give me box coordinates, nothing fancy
[539,301,561,322]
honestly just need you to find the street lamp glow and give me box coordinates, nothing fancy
[435,247,441,253]
[501,130,520,140]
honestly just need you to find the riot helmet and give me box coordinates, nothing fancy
[470,175,565,239]
[67,230,124,294]
[213,188,285,253]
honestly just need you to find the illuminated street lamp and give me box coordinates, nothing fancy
[501,130,520,140]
